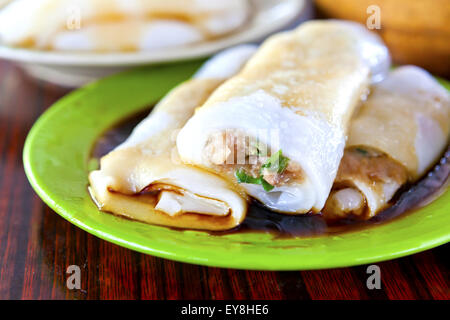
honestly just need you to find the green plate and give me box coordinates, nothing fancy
[24,61,450,270]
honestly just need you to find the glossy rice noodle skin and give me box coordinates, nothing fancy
[88,79,248,230]
[177,20,390,214]
[89,45,257,231]
[91,112,450,238]
[94,79,223,194]
[348,66,450,178]
[324,66,450,220]
[0,0,249,51]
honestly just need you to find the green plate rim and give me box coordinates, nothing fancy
[23,62,450,270]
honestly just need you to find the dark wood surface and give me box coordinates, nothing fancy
[0,60,448,300]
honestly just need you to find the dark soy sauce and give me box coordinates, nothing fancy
[90,108,450,238]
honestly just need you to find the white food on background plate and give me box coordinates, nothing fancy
[0,0,250,51]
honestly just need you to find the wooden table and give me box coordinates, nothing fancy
[0,60,448,300]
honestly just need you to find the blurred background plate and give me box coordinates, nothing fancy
[0,0,307,87]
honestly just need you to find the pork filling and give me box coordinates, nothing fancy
[204,130,302,191]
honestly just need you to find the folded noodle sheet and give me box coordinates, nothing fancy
[177,20,391,214]
[0,0,249,51]
[323,66,450,220]
[89,45,257,230]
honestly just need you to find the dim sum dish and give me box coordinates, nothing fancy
[177,20,390,215]
[24,20,450,269]
[323,66,449,220]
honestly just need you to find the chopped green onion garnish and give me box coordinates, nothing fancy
[260,149,290,174]
[261,178,275,192]
[234,149,289,192]
[235,168,261,185]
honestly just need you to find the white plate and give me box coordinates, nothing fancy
[0,0,306,87]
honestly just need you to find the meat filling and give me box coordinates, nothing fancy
[204,130,302,190]
[323,147,409,220]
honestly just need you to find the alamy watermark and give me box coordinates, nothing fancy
[66,265,81,290]
[366,5,381,30]
[366,264,381,289]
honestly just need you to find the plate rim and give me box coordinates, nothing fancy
[23,63,450,271]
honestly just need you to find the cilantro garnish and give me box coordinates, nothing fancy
[234,149,290,192]
[261,179,275,192]
[235,168,263,185]
[261,149,289,174]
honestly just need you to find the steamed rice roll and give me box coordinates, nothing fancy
[176,20,390,214]
[323,66,450,220]
[89,45,256,230]
[0,0,249,51]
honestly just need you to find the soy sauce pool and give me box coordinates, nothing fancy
[90,107,450,238]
